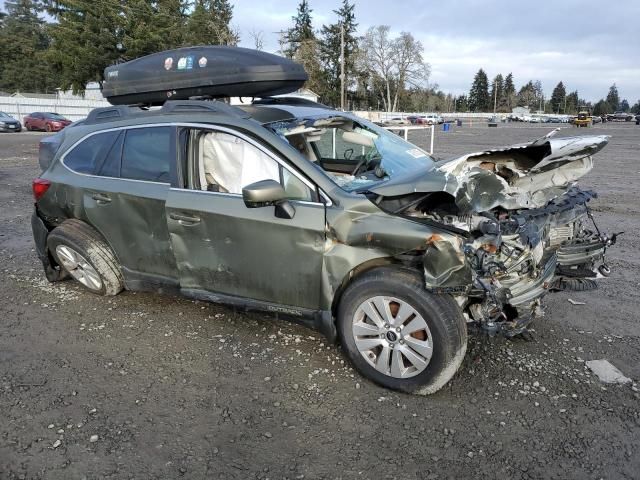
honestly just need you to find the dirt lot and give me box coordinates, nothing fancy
[1,123,639,480]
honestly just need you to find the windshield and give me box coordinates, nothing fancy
[0,112,10,118]
[45,113,67,120]
[270,114,434,192]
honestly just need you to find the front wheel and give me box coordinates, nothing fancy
[337,267,467,394]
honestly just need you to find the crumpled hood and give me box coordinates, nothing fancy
[369,130,609,212]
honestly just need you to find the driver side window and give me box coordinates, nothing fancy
[191,129,316,202]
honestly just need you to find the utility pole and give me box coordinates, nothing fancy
[493,84,498,114]
[340,22,345,111]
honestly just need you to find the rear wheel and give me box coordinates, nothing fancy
[47,220,123,296]
[337,267,467,394]
[45,123,52,132]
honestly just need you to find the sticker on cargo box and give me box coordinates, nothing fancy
[198,56,207,68]
[177,57,187,70]
[186,56,194,69]
[164,57,173,70]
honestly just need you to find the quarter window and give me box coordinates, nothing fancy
[65,130,121,174]
[121,127,172,182]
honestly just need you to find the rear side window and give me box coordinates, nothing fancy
[96,130,124,177]
[121,127,172,182]
[64,130,120,174]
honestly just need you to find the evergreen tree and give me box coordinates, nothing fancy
[631,100,640,114]
[468,69,489,112]
[285,0,314,58]
[606,84,619,111]
[185,0,237,46]
[565,90,579,115]
[550,81,566,113]
[503,73,516,111]
[593,98,612,116]
[319,0,357,107]
[0,0,59,93]
[124,0,188,56]
[455,94,469,112]
[619,99,630,112]
[45,0,189,93]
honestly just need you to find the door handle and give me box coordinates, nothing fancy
[91,193,111,205]
[169,212,201,225]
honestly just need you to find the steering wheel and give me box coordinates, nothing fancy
[351,157,367,176]
[343,148,354,160]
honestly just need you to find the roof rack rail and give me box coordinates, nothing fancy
[253,97,331,109]
[86,105,145,123]
[84,99,249,125]
[160,99,249,118]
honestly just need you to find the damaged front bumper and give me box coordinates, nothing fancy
[421,187,614,337]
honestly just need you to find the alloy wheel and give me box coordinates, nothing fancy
[352,296,433,379]
[55,244,103,291]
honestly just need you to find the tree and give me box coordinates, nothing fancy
[293,38,325,97]
[516,80,543,110]
[185,0,238,46]
[285,0,314,58]
[550,81,566,113]
[606,84,619,111]
[359,26,429,112]
[593,99,612,116]
[631,100,640,114]
[619,99,630,112]
[455,94,469,112]
[45,0,190,93]
[124,0,189,55]
[503,73,516,111]
[319,0,358,108]
[0,0,59,93]
[468,69,489,112]
[565,90,579,115]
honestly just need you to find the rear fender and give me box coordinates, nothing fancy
[31,210,67,282]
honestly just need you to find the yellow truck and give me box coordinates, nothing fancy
[573,110,592,127]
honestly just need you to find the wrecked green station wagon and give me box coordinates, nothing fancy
[31,47,616,393]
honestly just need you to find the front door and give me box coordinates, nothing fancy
[166,126,326,310]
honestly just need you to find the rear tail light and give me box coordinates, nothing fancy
[32,178,51,201]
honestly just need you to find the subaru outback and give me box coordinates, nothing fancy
[31,97,615,394]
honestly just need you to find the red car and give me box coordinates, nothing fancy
[24,112,72,132]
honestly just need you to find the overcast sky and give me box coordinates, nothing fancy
[3,0,637,102]
[232,0,640,102]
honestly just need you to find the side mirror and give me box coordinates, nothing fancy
[242,179,295,219]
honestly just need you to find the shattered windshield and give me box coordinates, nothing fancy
[268,115,434,192]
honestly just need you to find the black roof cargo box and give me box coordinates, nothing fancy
[102,46,308,106]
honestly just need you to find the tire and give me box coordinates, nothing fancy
[337,267,467,395]
[25,123,31,131]
[47,219,124,296]
[46,123,52,132]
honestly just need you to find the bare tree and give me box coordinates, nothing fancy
[248,29,264,51]
[360,26,429,112]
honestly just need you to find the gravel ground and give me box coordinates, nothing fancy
[1,123,639,480]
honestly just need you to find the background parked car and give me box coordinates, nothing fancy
[384,117,411,126]
[24,112,72,132]
[635,114,640,125]
[0,111,22,132]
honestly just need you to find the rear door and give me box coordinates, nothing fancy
[166,125,326,310]
[62,126,178,283]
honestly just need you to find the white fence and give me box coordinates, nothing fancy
[0,96,111,123]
